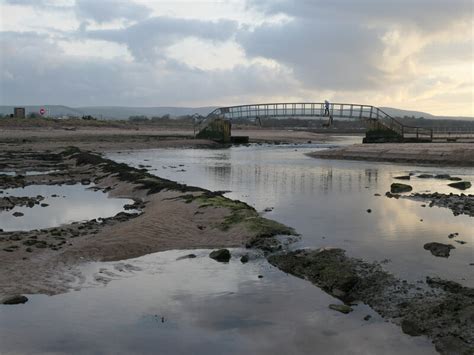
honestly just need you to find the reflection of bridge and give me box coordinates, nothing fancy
[206,102,433,142]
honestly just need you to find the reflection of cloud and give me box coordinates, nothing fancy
[0,184,132,231]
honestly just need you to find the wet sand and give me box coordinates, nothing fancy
[0,149,292,296]
[0,126,346,152]
[309,143,474,166]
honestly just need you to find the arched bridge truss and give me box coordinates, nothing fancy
[205,102,433,142]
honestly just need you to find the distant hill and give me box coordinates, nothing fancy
[0,105,217,119]
[0,105,471,121]
[380,107,472,121]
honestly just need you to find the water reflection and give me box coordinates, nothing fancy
[0,250,436,355]
[0,184,133,231]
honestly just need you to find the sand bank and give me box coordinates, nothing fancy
[309,143,474,166]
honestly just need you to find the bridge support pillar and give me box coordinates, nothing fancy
[196,118,232,143]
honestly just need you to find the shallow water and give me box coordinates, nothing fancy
[1,139,472,354]
[0,249,436,355]
[109,142,474,286]
[0,184,134,231]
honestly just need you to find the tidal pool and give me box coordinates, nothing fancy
[0,184,134,231]
[0,249,436,355]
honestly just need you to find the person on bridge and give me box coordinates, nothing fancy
[324,100,330,116]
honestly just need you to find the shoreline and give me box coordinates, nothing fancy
[308,143,474,167]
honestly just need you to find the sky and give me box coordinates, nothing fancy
[0,0,472,116]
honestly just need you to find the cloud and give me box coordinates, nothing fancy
[238,18,384,91]
[0,0,472,115]
[75,0,151,23]
[83,16,238,62]
[0,31,295,106]
[247,0,473,33]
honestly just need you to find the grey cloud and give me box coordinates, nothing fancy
[237,18,384,91]
[75,0,151,23]
[248,0,473,32]
[0,31,294,106]
[84,16,238,61]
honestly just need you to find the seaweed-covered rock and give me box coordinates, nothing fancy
[209,249,231,262]
[394,175,411,180]
[329,304,353,314]
[417,174,434,179]
[448,181,471,190]
[1,295,28,305]
[423,242,455,257]
[390,183,412,193]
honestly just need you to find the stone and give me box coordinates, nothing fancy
[329,304,353,314]
[240,254,249,263]
[449,177,462,181]
[363,315,372,321]
[435,174,451,179]
[454,240,467,245]
[176,254,197,260]
[366,209,372,213]
[448,181,471,190]
[417,174,433,179]
[40,203,49,207]
[1,295,28,305]
[395,175,411,180]
[209,249,231,262]
[423,242,455,257]
[390,183,412,193]
[12,211,24,217]
[401,319,423,336]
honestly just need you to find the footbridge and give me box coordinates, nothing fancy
[197,102,434,143]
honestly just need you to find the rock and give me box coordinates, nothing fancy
[434,335,474,355]
[449,177,463,181]
[374,193,381,196]
[258,275,263,279]
[176,254,197,260]
[423,242,455,257]
[40,203,49,207]
[329,304,353,314]
[401,319,423,336]
[395,175,411,180]
[1,295,28,305]
[366,209,372,213]
[209,249,231,262]
[417,174,434,179]
[263,207,273,212]
[81,179,91,185]
[363,315,372,321]
[454,240,467,245]
[240,254,249,263]
[435,174,451,179]
[390,183,412,193]
[385,191,400,199]
[448,181,471,190]
[12,211,24,217]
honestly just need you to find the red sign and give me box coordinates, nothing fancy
[39,108,46,115]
